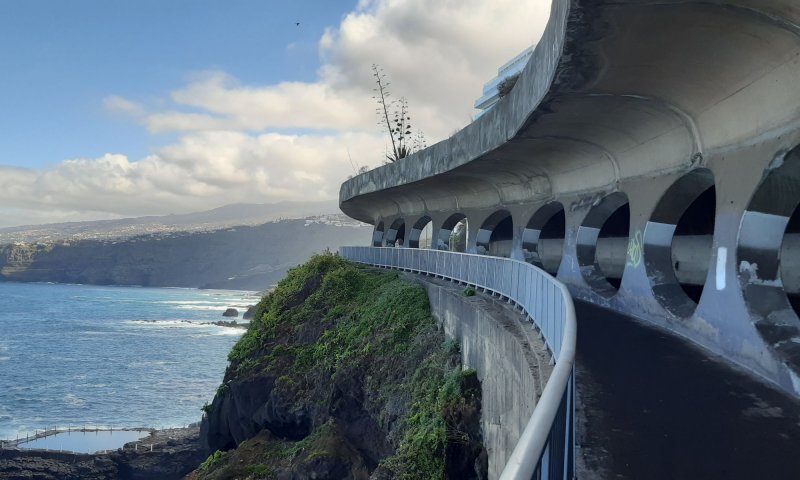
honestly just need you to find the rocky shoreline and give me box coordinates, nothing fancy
[0,427,205,480]
[208,320,248,329]
[134,318,249,329]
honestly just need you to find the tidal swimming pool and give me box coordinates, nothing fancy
[17,429,151,453]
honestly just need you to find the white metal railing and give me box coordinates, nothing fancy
[339,246,576,480]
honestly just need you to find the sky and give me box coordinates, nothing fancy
[0,0,550,228]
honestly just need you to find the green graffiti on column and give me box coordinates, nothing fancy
[627,230,643,268]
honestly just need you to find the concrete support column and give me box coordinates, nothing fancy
[510,225,525,261]
[558,197,591,287]
[428,217,444,250]
[467,216,480,254]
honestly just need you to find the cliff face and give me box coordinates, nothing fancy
[195,254,486,480]
[0,220,369,291]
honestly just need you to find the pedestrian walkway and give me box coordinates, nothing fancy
[575,301,800,479]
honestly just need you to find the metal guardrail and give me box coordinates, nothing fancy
[340,246,576,480]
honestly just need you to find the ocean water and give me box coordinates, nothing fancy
[0,282,260,440]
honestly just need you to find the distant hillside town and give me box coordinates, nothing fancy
[0,200,364,244]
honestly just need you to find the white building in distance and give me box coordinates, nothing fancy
[473,47,534,117]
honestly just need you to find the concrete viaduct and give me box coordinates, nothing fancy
[339,0,800,398]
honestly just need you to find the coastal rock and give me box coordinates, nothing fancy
[242,305,257,320]
[0,449,118,480]
[208,320,246,329]
[196,254,487,479]
[222,308,238,317]
[201,376,312,454]
[112,427,205,480]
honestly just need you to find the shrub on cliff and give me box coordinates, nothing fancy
[195,252,486,479]
[497,73,520,98]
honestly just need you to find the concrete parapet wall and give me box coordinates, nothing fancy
[415,276,552,480]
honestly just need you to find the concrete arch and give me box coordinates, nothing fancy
[477,210,513,258]
[738,145,800,373]
[523,202,565,275]
[372,221,385,247]
[644,169,716,318]
[437,213,468,252]
[577,192,630,296]
[408,215,433,249]
[385,218,406,247]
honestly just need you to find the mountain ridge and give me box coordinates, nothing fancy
[0,200,343,243]
[0,218,369,291]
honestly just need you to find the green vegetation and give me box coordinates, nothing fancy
[371,64,426,163]
[243,464,273,477]
[227,252,435,378]
[197,252,485,479]
[497,72,520,98]
[382,362,479,478]
[449,219,467,252]
[215,384,228,397]
[443,339,460,355]
[199,451,229,473]
[463,286,476,297]
[196,422,368,480]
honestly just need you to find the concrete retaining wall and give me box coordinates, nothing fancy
[415,276,552,480]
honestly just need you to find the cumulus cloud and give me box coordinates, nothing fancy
[142,72,372,133]
[103,95,145,117]
[132,0,549,139]
[3,0,550,227]
[0,132,385,220]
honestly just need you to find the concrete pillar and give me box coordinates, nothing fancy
[510,224,525,261]
[467,214,481,254]
[428,217,444,250]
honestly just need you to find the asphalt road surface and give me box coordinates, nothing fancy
[574,301,800,480]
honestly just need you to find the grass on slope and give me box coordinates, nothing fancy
[196,252,481,480]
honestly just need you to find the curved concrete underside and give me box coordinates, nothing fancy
[339,0,800,396]
[342,0,800,219]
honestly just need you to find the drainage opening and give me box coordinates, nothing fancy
[644,169,716,317]
[386,218,406,247]
[408,216,433,249]
[577,192,630,296]
[782,206,800,315]
[523,202,565,275]
[372,221,385,247]
[672,185,716,302]
[477,211,513,258]
[737,145,800,373]
[437,214,467,252]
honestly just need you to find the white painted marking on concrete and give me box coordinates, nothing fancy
[716,247,727,291]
